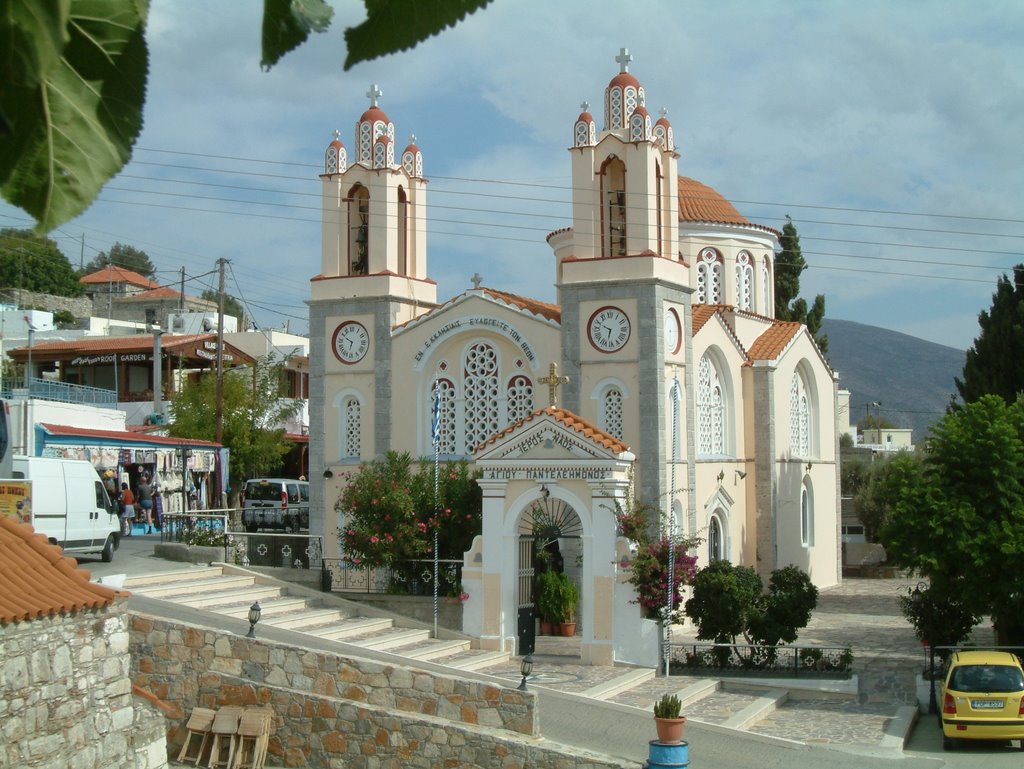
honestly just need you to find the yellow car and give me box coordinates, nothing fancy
[940,650,1024,751]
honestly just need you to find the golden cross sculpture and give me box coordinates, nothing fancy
[539,362,570,408]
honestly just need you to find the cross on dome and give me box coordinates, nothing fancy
[659,108,668,118]
[580,101,590,112]
[409,134,417,144]
[332,129,341,141]
[366,83,383,107]
[615,47,633,73]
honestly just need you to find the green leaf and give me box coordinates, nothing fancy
[261,0,334,71]
[0,0,72,88]
[343,0,493,71]
[0,0,149,231]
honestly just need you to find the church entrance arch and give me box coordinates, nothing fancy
[464,406,635,666]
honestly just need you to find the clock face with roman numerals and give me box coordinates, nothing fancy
[587,306,631,352]
[332,321,369,363]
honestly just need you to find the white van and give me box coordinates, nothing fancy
[241,478,309,532]
[12,456,120,562]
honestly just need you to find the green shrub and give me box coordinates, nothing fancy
[653,693,681,718]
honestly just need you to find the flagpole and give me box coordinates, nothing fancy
[432,382,441,639]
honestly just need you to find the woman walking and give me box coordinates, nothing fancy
[137,474,155,534]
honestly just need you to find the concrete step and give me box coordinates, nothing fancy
[442,649,511,672]
[219,596,312,619]
[388,638,472,661]
[124,566,225,590]
[130,574,256,599]
[581,668,657,700]
[263,608,350,631]
[676,678,721,707]
[357,628,431,651]
[721,688,788,730]
[182,585,285,609]
[312,617,395,641]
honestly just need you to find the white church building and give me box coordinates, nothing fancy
[308,52,840,666]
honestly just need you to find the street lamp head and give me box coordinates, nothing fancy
[518,654,534,691]
[246,601,262,638]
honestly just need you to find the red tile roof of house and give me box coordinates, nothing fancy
[747,321,803,361]
[79,265,160,289]
[0,517,119,624]
[39,423,222,448]
[124,286,183,300]
[475,406,630,455]
[6,333,255,364]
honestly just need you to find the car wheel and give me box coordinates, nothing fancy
[942,736,954,751]
[101,535,115,563]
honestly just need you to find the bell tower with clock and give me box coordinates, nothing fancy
[308,85,439,539]
[550,50,695,506]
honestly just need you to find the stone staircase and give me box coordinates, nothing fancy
[123,565,508,671]
[124,566,911,750]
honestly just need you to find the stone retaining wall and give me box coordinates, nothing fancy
[334,592,464,631]
[1,602,166,769]
[129,614,634,768]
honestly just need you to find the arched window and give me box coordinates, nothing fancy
[762,257,771,315]
[696,248,723,304]
[800,482,814,547]
[696,353,726,456]
[709,513,725,561]
[397,186,408,276]
[602,387,624,439]
[342,396,360,458]
[790,370,811,458]
[463,342,500,453]
[507,375,534,425]
[735,251,754,311]
[602,157,627,257]
[348,184,369,275]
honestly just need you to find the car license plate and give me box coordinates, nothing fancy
[972,699,1004,709]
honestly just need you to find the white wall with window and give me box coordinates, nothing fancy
[734,251,754,311]
[696,248,724,304]
[332,388,363,461]
[789,365,815,459]
[592,378,629,441]
[696,351,731,457]
[800,481,814,547]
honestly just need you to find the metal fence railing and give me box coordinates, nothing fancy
[3,377,118,407]
[668,641,854,678]
[160,512,323,570]
[321,558,463,597]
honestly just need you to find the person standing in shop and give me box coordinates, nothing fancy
[136,474,155,534]
[120,482,136,536]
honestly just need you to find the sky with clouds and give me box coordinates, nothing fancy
[2,0,1020,351]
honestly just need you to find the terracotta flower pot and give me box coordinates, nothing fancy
[654,716,686,745]
[539,620,553,635]
[558,621,577,637]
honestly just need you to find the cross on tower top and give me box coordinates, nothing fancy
[539,362,570,409]
[615,47,633,73]
[470,272,483,289]
[659,107,668,119]
[366,83,383,107]
[580,101,590,113]
[332,129,341,141]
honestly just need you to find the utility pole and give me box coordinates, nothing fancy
[214,258,227,509]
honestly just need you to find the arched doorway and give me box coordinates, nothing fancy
[515,491,583,653]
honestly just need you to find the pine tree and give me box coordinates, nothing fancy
[955,264,1024,405]
[774,216,828,355]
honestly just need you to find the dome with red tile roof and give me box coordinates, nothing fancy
[324,129,347,175]
[355,84,395,166]
[401,135,423,178]
[574,102,596,148]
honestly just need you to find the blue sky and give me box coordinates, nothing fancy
[2,0,1021,350]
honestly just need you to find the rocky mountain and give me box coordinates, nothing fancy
[820,318,967,443]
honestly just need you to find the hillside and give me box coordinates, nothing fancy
[821,319,966,443]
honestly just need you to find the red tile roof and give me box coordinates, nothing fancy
[79,265,160,289]
[747,321,803,361]
[39,423,222,448]
[678,177,782,237]
[124,286,183,300]
[0,517,119,624]
[691,305,720,334]
[475,406,630,455]
[481,288,561,322]
[6,333,255,365]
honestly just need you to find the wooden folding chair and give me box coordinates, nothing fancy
[207,706,243,769]
[231,709,273,769]
[177,707,216,765]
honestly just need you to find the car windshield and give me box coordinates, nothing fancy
[246,482,283,502]
[949,664,1024,693]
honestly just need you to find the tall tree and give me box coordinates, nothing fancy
[774,216,828,354]
[0,228,83,296]
[955,264,1024,405]
[200,290,246,326]
[880,395,1024,644]
[82,242,156,279]
[167,354,302,489]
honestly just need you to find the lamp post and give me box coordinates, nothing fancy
[246,601,262,638]
[517,654,534,691]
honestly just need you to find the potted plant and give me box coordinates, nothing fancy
[653,693,685,744]
[536,569,560,635]
[557,573,579,637]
